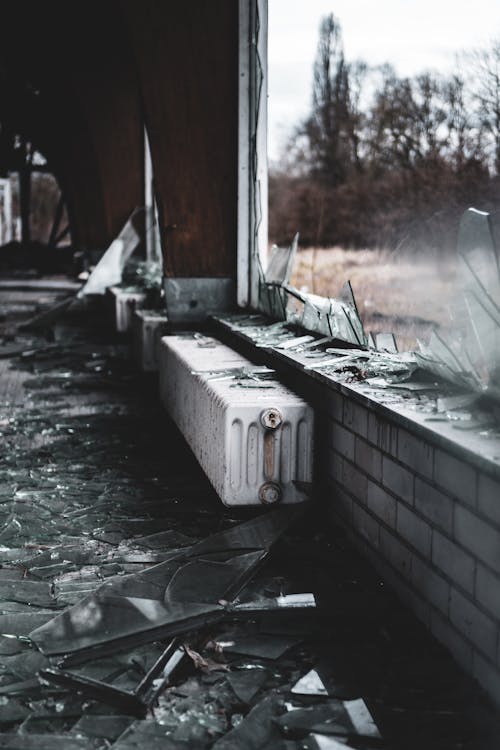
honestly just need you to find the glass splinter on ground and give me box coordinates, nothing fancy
[0,289,498,748]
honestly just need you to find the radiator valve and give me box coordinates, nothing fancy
[259,481,282,504]
[260,408,282,430]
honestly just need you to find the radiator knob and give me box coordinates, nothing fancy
[260,408,282,430]
[259,481,282,504]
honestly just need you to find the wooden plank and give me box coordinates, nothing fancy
[121,0,239,278]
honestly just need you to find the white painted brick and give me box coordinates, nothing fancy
[342,458,368,505]
[326,391,344,422]
[382,456,414,505]
[328,449,343,484]
[477,473,500,528]
[454,505,500,575]
[367,412,398,454]
[352,503,380,549]
[414,478,454,535]
[343,400,368,438]
[434,449,476,508]
[367,481,396,528]
[327,481,353,523]
[330,422,355,461]
[355,437,382,481]
[379,527,412,580]
[430,610,473,674]
[475,564,500,622]
[473,651,500,710]
[411,555,450,615]
[396,503,432,557]
[432,530,475,594]
[397,428,433,479]
[449,587,498,662]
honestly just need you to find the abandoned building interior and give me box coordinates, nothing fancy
[0,0,500,747]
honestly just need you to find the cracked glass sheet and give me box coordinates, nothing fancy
[265,234,299,286]
[276,699,381,740]
[415,331,480,391]
[39,637,185,716]
[416,208,500,399]
[285,283,367,348]
[212,694,285,750]
[226,669,268,703]
[30,508,302,660]
[291,666,359,701]
[216,633,302,660]
[375,332,398,354]
[258,234,298,321]
[39,637,186,719]
[256,231,367,348]
[256,282,367,350]
[79,208,143,297]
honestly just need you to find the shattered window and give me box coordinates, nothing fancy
[264,0,500,397]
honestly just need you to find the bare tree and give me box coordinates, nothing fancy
[302,14,354,186]
[442,72,484,169]
[468,41,500,173]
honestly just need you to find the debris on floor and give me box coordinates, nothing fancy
[0,289,498,748]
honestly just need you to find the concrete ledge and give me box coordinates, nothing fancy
[213,313,500,709]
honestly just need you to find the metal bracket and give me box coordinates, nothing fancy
[163,277,235,322]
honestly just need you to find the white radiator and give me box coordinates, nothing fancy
[108,287,146,333]
[159,335,314,506]
[132,309,169,371]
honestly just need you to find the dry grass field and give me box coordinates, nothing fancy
[290,247,460,351]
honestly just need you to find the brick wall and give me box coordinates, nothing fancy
[213,317,500,709]
[322,386,500,708]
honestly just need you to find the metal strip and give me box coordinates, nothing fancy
[237,0,268,309]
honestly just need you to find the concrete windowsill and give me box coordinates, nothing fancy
[212,313,500,485]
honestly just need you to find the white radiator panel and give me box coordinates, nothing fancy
[132,309,168,372]
[108,287,146,333]
[159,335,313,506]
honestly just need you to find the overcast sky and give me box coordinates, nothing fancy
[268,0,500,160]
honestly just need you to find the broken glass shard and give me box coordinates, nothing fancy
[222,634,302,660]
[79,209,143,297]
[227,668,268,703]
[292,669,329,697]
[276,698,381,740]
[39,668,148,717]
[306,735,351,750]
[211,694,285,749]
[291,667,360,701]
[30,509,302,660]
[265,234,298,286]
[231,593,316,613]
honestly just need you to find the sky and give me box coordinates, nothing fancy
[268,0,500,160]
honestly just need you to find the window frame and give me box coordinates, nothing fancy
[237,0,268,309]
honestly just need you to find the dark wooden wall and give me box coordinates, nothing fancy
[122,0,239,278]
[0,0,239,278]
[0,1,144,251]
